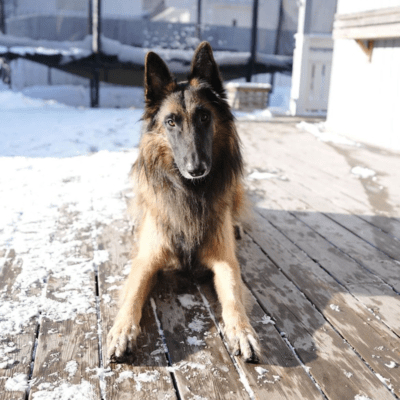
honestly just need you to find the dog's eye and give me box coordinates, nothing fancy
[200,113,209,122]
[167,119,175,127]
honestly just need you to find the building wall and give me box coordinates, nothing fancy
[327,0,400,151]
[337,0,400,14]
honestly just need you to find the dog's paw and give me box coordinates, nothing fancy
[107,316,140,361]
[225,323,261,363]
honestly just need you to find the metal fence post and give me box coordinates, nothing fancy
[196,0,202,40]
[246,0,259,82]
[0,0,6,34]
[90,0,101,108]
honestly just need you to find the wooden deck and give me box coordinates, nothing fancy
[1,117,400,399]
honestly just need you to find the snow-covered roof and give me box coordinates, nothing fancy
[0,33,292,72]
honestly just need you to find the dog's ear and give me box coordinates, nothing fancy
[145,52,173,105]
[189,41,225,97]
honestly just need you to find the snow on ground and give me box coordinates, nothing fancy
[297,121,360,147]
[0,88,141,394]
[0,86,142,157]
[1,33,292,73]
[31,380,96,400]
[351,166,376,179]
[235,108,273,122]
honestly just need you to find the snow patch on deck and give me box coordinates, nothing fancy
[5,373,29,392]
[178,294,203,309]
[31,380,96,400]
[351,166,376,179]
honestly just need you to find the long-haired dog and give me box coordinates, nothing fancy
[107,41,260,362]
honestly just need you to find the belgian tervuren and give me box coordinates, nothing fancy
[107,41,260,363]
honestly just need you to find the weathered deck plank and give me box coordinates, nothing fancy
[238,234,395,400]
[257,208,400,336]
[244,160,400,333]
[238,120,400,217]
[258,173,400,261]
[360,214,400,241]
[97,219,178,400]
[28,227,101,399]
[322,211,400,261]
[153,273,251,400]
[239,122,376,215]
[293,211,400,293]
[3,118,400,400]
[198,281,325,400]
[0,250,39,400]
[247,211,400,397]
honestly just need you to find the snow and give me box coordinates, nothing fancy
[107,285,121,291]
[0,89,140,344]
[351,166,376,179]
[187,336,205,346]
[134,370,160,383]
[235,108,273,122]
[329,304,340,312]
[0,88,142,158]
[65,360,78,378]
[255,366,269,377]
[247,169,288,182]
[257,315,275,325]
[0,358,15,369]
[102,294,112,304]
[31,380,96,400]
[354,396,372,400]
[344,370,353,378]
[188,316,206,332]
[297,121,360,147]
[376,373,393,390]
[0,33,291,72]
[171,361,206,371]
[177,294,203,309]
[115,370,134,383]
[5,373,29,392]
[384,361,397,369]
[227,82,272,90]
[115,369,160,391]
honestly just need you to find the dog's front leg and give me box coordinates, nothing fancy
[202,212,260,362]
[107,213,163,360]
[107,255,160,360]
[212,258,261,362]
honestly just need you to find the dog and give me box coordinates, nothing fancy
[107,41,260,363]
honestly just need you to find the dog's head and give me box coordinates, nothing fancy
[144,42,228,180]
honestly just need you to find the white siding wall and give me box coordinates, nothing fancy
[327,38,400,150]
[337,0,400,14]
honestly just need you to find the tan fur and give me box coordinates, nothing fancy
[107,42,260,362]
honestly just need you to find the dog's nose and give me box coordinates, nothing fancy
[187,161,207,178]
